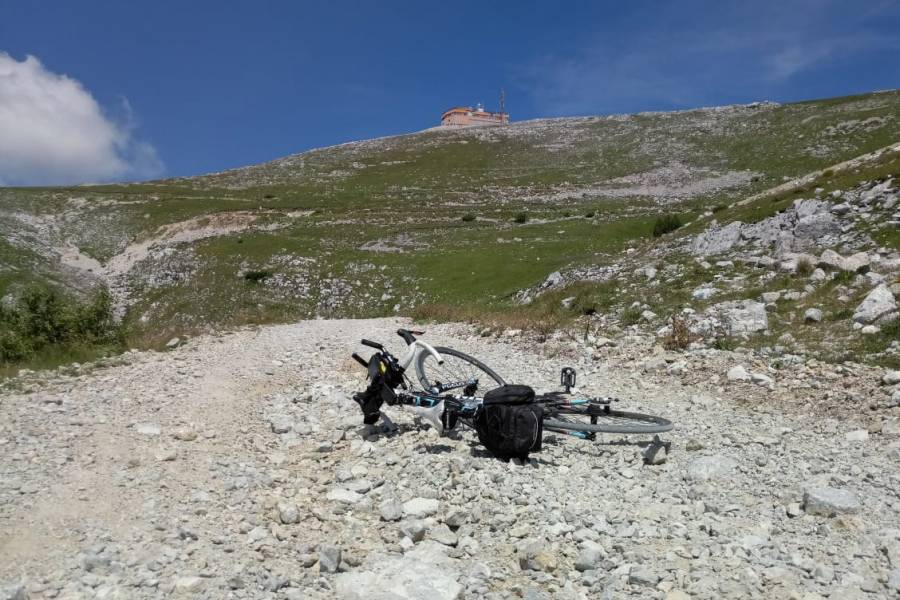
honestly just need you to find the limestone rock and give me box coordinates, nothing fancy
[853,285,897,323]
[803,487,860,516]
[692,221,743,256]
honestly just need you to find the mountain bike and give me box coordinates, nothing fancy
[350,333,673,440]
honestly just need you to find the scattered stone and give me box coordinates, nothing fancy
[277,501,300,524]
[402,497,439,519]
[727,365,751,382]
[803,487,861,516]
[379,498,403,522]
[629,566,661,587]
[173,427,197,441]
[335,543,461,600]
[883,371,900,386]
[318,545,342,573]
[174,576,204,593]
[136,423,161,436]
[428,523,458,547]
[686,455,739,482]
[517,540,557,572]
[845,429,869,442]
[327,488,363,505]
[714,300,768,335]
[165,337,181,349]
[804,308,823,323]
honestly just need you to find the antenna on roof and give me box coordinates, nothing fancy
[499,88,507,124]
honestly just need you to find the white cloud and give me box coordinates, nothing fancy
[0,52,163,186]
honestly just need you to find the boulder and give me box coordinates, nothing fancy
[692,221,743,256]
[794,213,840,239]
[843,252,871,274]
[713,300,769,335]
[803,487,860,516]
[402,498,439,518]
[804,308,823,323]
[853,285,897,323]
[818,249,845,270]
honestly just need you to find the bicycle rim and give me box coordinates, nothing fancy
[543,409,673,435]
[415,346,505,396]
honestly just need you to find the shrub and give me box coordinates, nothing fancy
[461,213,476,222]
[513,212,529,224]
[0,284,121,367]
[795,257,814,277]
[620,305,643,326]
[584,211,595,218]
[243,270,272,283]
[712,336,736,351]
[663,314,699,350]
[652,214,682,237]
[712,204,727,213]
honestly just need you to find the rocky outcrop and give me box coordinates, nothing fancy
[692,221,743,256]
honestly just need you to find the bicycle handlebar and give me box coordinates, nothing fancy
[361,339,383,350]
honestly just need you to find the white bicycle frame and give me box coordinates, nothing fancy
[397,339,444,371]
[386,338,445,432]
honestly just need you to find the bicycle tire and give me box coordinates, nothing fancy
[543,409,673,435]
[415,346,505,396]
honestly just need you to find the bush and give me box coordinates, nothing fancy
[461,213,476,222]
[712,204,727,213]
[795,257,814,277]
[584,211,595,218]
[652,214,682,237]
[243,270,272,283]
[0,284,121,367]
[663,314,699,350]
[620,305,643,326]
[513,212,529,224]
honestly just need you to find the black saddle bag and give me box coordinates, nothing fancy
[474,384,543,460]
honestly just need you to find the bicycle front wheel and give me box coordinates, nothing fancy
[543,408,673,435]
[415,346,505,396]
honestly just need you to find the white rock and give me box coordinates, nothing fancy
[845,429,869,442]
[686,455,739,482]
[174,576,204,593]
[853,285,897,323]
[402,497,440,518]
[136,423,161,436]
[327,489,363,505]
[803,487,860,516]
[692,221,743,256]
[335,542,461,600]
[727,366,751,382]
[714,300,769,335]
[692,286,718,300]
[883,371,900,385]
[804,308,823,323]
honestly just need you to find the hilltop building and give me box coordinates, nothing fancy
[440,102,509,127]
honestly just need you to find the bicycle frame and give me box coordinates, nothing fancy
[398,339,443,371]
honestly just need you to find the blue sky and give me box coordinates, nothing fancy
[1,0,899,184]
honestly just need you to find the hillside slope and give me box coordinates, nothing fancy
[1,90,899,359]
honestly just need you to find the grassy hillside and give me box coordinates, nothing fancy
[1,90,899,366]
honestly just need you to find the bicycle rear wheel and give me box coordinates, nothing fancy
[415,346,505,396]
[543,408,673,435]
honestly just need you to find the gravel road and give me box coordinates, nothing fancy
[2,318,899,599]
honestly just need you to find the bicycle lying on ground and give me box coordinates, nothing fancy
[351,329,673,459]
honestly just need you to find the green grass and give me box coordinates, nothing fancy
[1,89,899,372]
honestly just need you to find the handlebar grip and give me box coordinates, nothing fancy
[361,339,383,350]
[351,353,369,368]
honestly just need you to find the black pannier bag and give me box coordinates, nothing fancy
[474,384,543,460]
[352,352,400,424]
